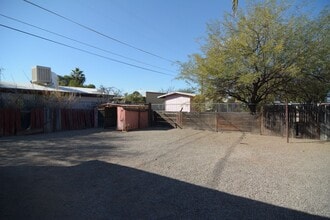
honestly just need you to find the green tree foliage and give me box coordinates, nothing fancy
[124,91,145,104]
[177,88,196,94]
[69,68,85,87]
[191,94,206,112]
[287,9,330,103]
[84,84,96,88]
[179,0,330,113]
[159,87,196,94]
[58,75,71,86]
[58,67,95,88]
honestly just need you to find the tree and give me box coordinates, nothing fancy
[69,68,85,87]
[98,85,122,96]
[159,87,196,94]
[179,0,329,113]
[58,75,71,86]
[287,9,330,103]
[232,0,238,15]
[177,88,196,93]
[124,91,145,104]
[58,68,95,88]
[84,84,96,88]
[98,85,122,103]
[159,86,176,94]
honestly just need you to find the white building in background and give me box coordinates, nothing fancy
[158,92,196,112]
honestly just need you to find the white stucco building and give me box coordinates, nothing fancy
[158,92,195,112]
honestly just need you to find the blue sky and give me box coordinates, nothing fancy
[0,0,328,94]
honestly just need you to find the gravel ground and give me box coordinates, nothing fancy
[0,128,329,219]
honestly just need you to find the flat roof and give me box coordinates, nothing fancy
[0,81,102,95]
[99,103,149,111]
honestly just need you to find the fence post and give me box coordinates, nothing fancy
[138,109,141,129]
[215,113,218,132]
[148,103,152,127]
[94,107,98,128]
[260,106,263,135]
[178,110,183,128]
[285,101,289,143]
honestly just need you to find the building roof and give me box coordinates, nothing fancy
[0,81,102,95]
[146,91,165,95]
[146,91,165,104]
[157,92,196,99]
[99,103,149,111]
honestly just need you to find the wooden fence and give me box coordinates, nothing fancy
[182,112,259,133]
[261,104,330,140]
[153,111,259,133]
[154,103,329,140]
[0,108,95,137]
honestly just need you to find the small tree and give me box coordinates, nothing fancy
[58,68,95,88]
[58,75,71,86]
[98,85,122,103]
[69,68,85,87]
[191,94,206,112]
[84,84,96,88]
[124,91,145,104]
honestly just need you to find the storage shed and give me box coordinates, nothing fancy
[158,92,196,112]
[99,103,150,131]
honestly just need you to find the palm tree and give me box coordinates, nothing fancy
[232,0,238,15]
[70,68,85,87]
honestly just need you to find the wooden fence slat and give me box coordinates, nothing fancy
[15,109,21,133]
[8,109,15,135]
[261,104,325,139]
[0,109,3,136]
[180,112,256,132]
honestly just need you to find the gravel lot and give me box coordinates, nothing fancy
[0,128,329,219]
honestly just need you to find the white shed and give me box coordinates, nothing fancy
[158,92,196,112]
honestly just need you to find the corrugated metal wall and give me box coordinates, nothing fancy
[0,108,95,137]
[0,109,21,136]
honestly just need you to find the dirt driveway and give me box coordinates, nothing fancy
[0,128,329,219]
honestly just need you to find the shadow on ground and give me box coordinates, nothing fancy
[0,129,138,166]
[0,160,326,219]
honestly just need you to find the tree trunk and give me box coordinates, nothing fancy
[248,103,257,114]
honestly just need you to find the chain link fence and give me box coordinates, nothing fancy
[151,103,249,113]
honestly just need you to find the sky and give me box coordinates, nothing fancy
[0,0,328,94]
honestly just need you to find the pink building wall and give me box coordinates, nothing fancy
[164,95,192,112]
[117,107,149,131]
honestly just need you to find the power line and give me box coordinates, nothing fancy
[0,23,175,77]
[0,13,175,74]
[23,0,176,64]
